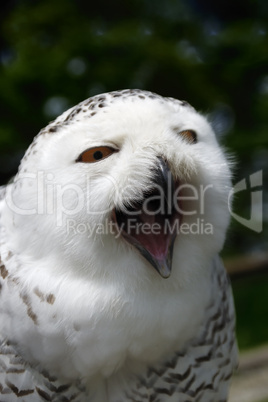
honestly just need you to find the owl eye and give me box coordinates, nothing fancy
[179,130,197,144]
[76,146,117,163]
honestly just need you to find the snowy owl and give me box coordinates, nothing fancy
[0,89,238,401]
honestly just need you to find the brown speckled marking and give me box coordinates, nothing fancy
[41,370,57,383]
[46,294,55,305]
[48,126,58,133]
[180,100,191,107]
[6,381,34,397]
[0,258,8,279]
[6,367,25,374]
[20,293,38,325]
[34,287,45,301]
[45,382,71,394]
[34,288,55,305]
[36,386,52,400]
[5,251,13,261]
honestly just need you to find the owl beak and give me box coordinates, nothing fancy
[113,157,180,279]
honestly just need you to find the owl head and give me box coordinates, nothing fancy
[3,90,232,286]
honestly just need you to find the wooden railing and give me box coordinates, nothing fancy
[224,253,268,278]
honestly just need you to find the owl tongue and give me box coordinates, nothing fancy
[114,204,179,278]
[113,158,180,279]
[138,209,174,258]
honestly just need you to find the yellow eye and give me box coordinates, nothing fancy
[77,146,117,163]
[179,130,197,144]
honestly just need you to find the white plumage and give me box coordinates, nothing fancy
[0,89,238,401]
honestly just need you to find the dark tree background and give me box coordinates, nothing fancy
[0,0,268,349]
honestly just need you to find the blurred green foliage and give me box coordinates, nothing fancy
[232,272,268,349]
[0,0,267,251]
[0,0,267,349]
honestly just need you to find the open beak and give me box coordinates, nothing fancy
[112,157,180,279]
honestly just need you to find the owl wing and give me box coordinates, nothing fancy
[0,338,91,402]
[0,184,86,401]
